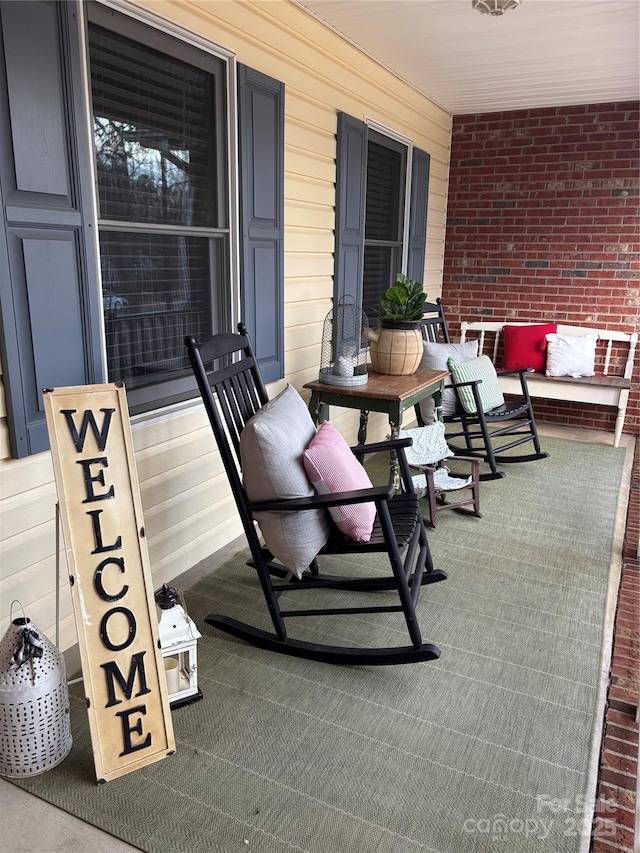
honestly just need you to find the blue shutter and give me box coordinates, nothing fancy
[0,0,102,457]
[407,147,431,284]
[334,113,368,305]
[238,65,284,384]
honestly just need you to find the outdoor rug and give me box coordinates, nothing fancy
[9,435,629,853]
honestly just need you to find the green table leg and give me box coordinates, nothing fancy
[357,409,369,445]
[388,403,402,491]
[432,384,444,421]
[308,390,322,426]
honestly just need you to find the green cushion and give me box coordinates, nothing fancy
[447,355,505,414]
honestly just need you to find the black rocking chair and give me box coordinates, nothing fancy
[416,300,548,480]
[185,325,447,666]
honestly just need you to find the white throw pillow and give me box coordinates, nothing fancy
[418,340,479,422]
[545,333,598,377]
[240,384,331,578]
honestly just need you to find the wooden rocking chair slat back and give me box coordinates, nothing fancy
[420,298,452,344]
[184,324,448,665]
[415,300,547,480]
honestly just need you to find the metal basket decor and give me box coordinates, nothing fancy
[318,296,369,387]
[0,603,72,777]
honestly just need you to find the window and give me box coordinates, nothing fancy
[87,6,230,413]
[362,131,407,320]
[0,0,284,456]
[334,113,430,322]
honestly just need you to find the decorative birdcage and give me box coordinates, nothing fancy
[318,297,370,386]
[0,603,72,777]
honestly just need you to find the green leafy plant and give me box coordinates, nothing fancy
[377,273,426,322]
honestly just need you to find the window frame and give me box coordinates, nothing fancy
[84,1,240,415]
[362,126,411,320]
[333,112,430,317]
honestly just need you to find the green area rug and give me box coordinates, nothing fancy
[10,435,628,853]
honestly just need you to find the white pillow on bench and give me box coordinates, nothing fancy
[545,332,598,377]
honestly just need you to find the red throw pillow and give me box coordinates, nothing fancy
[502,323,557,373]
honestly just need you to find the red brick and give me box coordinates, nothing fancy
[614,614,640,632]
[605,723,639,745]
[598,782,637,812]
[600,767,637,791]
[612,638,640,653]
[610,659,640,678]
[607,708,638,728]
[612,641,640,658]
[611,678,640,696]
[590,840,627,853]
[613,632,640,647]
[617,592,640,606]
[601,749,637,776]
[592,843,631,853]
[596,802,636,830]
[609,685,639,707]
[603,736,639,758]
[594,821,636,849]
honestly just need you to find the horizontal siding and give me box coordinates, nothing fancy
[0,0,451,649]
[285,173,336,207]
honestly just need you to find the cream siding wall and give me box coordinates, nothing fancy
[0,0,452,650]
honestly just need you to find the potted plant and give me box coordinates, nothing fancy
[367,273,426,375]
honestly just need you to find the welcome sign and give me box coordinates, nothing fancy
[44,384,175,783]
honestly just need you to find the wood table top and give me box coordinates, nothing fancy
[303,367,449,403]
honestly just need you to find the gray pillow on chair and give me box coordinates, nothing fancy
[418,340,479,422]
[240,384,331,578]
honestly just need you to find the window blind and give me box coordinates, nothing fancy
[89,23,217,228]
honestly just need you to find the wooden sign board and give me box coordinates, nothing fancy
[44,384,175,783]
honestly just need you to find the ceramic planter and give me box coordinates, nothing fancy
[367,320,423,375]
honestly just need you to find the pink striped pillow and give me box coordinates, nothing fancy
[303,421,376,542]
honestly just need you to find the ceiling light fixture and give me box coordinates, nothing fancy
[472,0,521,16]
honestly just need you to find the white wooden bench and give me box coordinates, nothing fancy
[460,322,637,448]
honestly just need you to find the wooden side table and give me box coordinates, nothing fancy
[303,366,449,485]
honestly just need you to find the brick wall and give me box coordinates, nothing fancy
[592,438,639,853]
[442,101,640,436]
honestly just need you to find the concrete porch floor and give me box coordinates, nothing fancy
[1,424,638,853]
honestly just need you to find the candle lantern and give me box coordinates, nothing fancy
[318,296,369,387]
[154,584,202,709]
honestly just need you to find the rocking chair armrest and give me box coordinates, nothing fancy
[349,437,413,457]
[447,457,481,479]
[448,377,481,389]
[249,484,394,513]
[495,367,535,397]
[421,455,478,472]
[496,367,535,377]
[420,464,439,473]
[450,454,480,465]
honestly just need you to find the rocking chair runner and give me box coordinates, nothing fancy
[185,325,447,666]
[416,300,548,480]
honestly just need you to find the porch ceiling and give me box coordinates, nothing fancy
[294,0,640,115]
